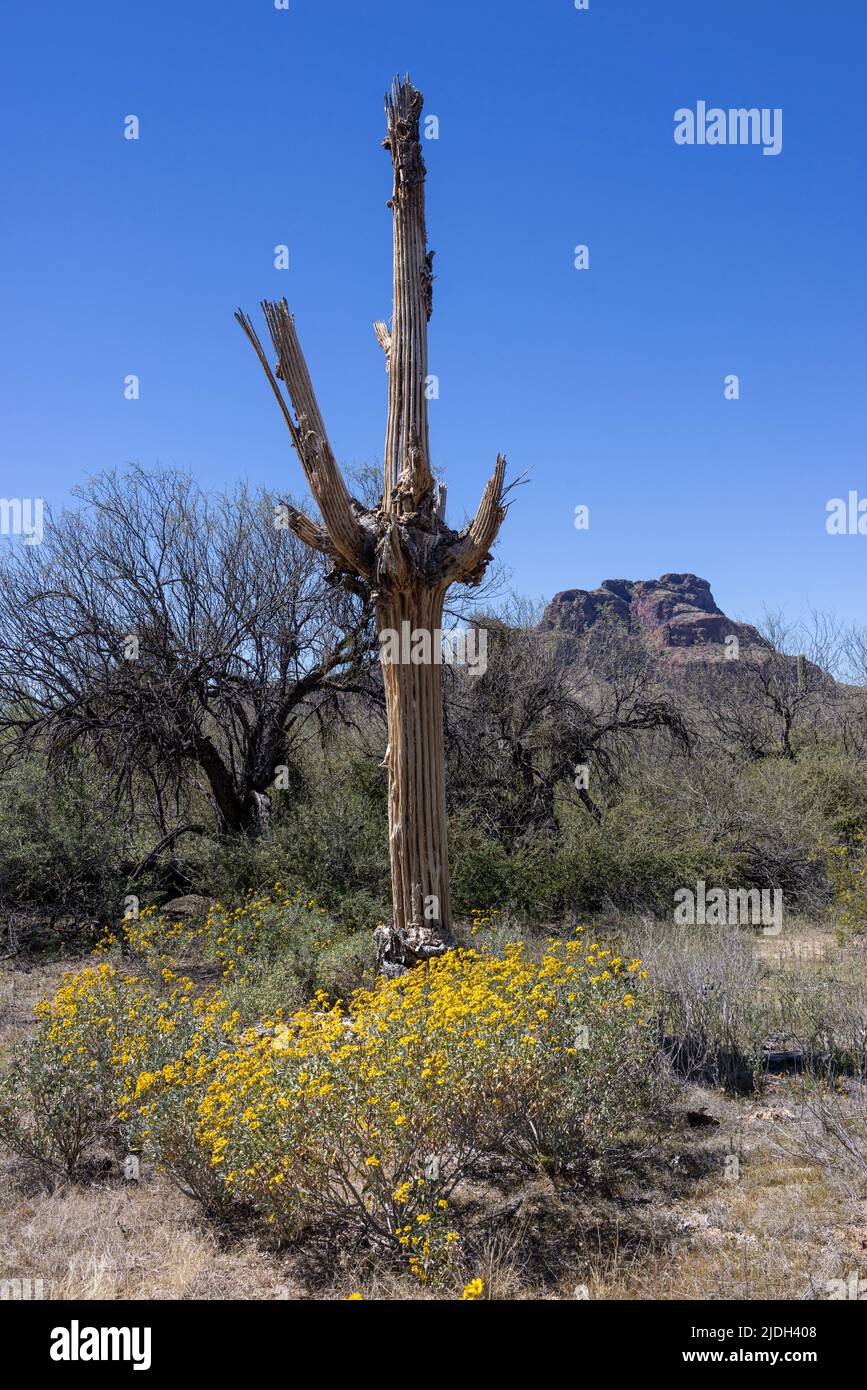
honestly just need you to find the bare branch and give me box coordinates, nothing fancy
[441,455,511,585]
[277,501,332,555]
[234,309,302,451]
[373,320,392,365]
[237,299,371,576]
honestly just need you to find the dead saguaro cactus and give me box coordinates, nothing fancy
[236,77,509,974]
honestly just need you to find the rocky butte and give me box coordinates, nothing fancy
[538,573,770,667]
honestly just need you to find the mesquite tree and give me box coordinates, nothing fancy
[237,78,509,972]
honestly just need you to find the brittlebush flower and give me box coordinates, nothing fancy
[22,906,652,1291]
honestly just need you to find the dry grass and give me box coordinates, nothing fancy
[586,1092,866,1300]
[0,1166,300,1300]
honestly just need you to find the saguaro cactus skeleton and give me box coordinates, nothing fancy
[237,78,509,974]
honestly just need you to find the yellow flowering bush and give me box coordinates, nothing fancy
[0,963,145,1175]
[1,909,655,1286]
[184,932,654,1253]
[0,960,236,1206]
[103,889,374,1015]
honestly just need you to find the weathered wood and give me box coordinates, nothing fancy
[238,77,510,972]
[377,583,452,965]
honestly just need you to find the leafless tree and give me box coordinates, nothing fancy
[444,601,690,842]
[693,610,842,763]
[0,467,375,846]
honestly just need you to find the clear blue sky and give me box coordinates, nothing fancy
[1,0,864,624]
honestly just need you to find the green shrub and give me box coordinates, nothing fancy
[314,931,377,1002]
[0,755,136,923]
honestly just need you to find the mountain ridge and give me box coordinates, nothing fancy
[539,572,770,665]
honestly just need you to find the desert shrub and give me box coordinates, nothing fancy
[780,746,867,845]
[0,755,135,923]
[210,912,374,1019]
[118,978,246,1217]
[314,931,377,1002]
[630,921,767,1090]
[0,956,242,1207]
[2,716,862,934]
[775,941,867,1200]
[457,907,542,958]
[0,964,143,1175]
[175,932,656,1280]
[200,893,376,1011]
[112,892,373,1013]
[218,957,306,1027]
[784,1074,867,1200]
[449,811,738,920]
[201,892,338,983]
[448,826,515,912]
[769,939,867,1071]
[182,757,391,926]
[1,905,657,1284]
[823,834,867,939]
